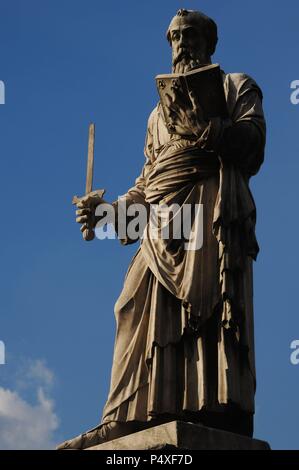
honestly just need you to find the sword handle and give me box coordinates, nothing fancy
[83,226,95,241]
[73,189,106,243]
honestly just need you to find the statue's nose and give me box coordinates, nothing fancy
[178,36,187,48]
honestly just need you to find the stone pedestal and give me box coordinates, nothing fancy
[86,421,270,451]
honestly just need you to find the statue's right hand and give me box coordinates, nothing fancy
[75,192,108,234]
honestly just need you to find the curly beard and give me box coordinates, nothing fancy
[172,49,210,74]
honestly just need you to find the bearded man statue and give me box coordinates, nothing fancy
[58,9,266,450]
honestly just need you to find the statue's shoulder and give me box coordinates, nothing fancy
[146,104,160,131]
[150,104,160,119]
[223,72,263,100]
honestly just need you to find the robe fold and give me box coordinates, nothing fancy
[101,72,266,424]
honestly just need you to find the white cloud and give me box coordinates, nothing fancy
[0,360,59,450]
[25,359,54,387]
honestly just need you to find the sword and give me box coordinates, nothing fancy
[72,123,105,241]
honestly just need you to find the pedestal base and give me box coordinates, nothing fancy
[86,421,270,451]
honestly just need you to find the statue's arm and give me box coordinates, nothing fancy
[219,118,264,176]
[199,75,266,176]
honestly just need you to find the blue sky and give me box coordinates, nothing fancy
[0,0,299,450]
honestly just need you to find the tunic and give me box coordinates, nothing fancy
[101,72,266,424]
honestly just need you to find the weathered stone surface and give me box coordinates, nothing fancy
[86,421,270,451]
[62,8,267,451]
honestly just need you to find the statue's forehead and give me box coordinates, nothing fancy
[168,16,201,33]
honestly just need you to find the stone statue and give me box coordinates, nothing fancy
[58,9,266,450]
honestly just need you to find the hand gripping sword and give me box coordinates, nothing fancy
[72,123,105,241]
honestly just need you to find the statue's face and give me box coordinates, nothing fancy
[169,17,210,72]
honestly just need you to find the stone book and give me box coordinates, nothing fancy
[155,63,228,136]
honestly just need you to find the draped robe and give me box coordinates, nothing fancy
[101,72,266,426]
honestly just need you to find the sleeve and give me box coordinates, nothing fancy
[199,74,266,176]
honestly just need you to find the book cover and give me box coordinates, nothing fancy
[155,63,228,136]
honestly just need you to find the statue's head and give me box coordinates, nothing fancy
[167,9,218,73]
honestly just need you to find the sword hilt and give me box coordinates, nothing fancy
[82,226,95,242]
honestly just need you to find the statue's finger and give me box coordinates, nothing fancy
[76,215,88,224]
[76,195,94,208]
[80,223,88,233]
[78,196,105,210]
[76,208,90,216]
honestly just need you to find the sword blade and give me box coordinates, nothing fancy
[85,123,95,195]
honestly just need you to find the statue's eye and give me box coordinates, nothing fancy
[183,27,198,41]
[171,31,180,42]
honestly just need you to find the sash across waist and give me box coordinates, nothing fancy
[145,146,220,204]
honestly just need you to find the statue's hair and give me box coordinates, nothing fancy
[166,9,218,56]
[177,8,189,17]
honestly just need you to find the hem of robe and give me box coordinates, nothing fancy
[101,383,254,425]
[102,331,255,425]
